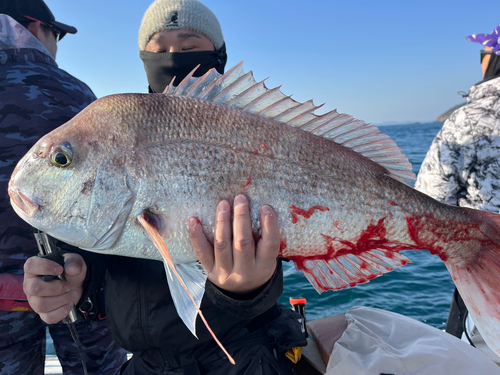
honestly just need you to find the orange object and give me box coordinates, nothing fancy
[290,297,308,339]
[290,297,307,306]
[0,299,32,312]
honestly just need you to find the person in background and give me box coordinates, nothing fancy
[0,1,127,374]
[415,23,500,363]
[138,0,227,92]
[22,0,307,374]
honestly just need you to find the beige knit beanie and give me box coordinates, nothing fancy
[138,0,224,51]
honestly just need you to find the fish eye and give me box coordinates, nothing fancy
[50,145,73,168]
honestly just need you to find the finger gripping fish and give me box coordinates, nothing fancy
[9,63,500,358]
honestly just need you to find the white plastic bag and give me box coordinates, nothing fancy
[326,306,500,375]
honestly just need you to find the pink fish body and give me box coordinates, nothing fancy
[8,63,500,356]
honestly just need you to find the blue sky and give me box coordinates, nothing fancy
[47,0,498,124]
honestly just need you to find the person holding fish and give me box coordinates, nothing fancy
[0,0,128,374]
[22,0,307,374]
[415,23,500,363]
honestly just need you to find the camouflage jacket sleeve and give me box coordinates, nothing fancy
[414,111,467,205]
[415,76,500,212]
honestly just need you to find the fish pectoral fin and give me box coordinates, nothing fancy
[163,261,206,337]
[296,249,411,293]
[137,214,235,365]
[136,214,203,335]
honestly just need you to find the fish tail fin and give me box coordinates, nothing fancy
[445,210,500,357]
[138,215,236,365]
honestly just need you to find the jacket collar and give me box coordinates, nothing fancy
[0,14,55,62]
[468,75,500,102]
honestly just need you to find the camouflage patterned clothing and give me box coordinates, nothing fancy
[0,15,127,374]
[0,310,125,375]
[415,76,500,213]
[0,15,96,274]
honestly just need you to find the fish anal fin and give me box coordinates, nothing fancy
[137,214,235,365]
[292,249,411,293]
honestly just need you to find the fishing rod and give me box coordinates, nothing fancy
[33,229,88,375]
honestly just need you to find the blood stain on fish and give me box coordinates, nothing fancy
[242,172,252,189]
[404,215,487,262]
[285,218,420,291]
[279,238,287,253]
[289,205,330,224]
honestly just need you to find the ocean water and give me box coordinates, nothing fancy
[47,121,449,355]
[278,121,454,328]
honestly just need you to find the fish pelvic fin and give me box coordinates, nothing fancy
[291,249,412,293]
[164,62,415,185]
[137,214,235,365]
[445,210,500,358]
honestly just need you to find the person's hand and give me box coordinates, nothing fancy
[189,194,280,294]
[23,253,86,324]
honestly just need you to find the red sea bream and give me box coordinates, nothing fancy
[8,63,500,358]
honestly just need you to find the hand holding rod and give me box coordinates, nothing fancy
[33,229,78,324]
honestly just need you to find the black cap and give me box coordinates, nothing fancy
[0,0,77,40]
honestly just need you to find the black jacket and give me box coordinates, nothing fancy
[83,256,306,374]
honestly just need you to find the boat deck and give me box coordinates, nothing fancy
[44,353,321,374]
[44,356,63,374]
[45,354,133,374]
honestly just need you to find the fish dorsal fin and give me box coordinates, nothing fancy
[164,62,416,184]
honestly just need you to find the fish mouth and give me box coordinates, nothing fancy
[8,182,39,218]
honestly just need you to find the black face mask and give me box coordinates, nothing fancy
[140,44,227,93]
[484,52,500,82]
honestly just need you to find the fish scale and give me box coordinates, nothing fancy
[8,63,500,358]
[101,96,470,270]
